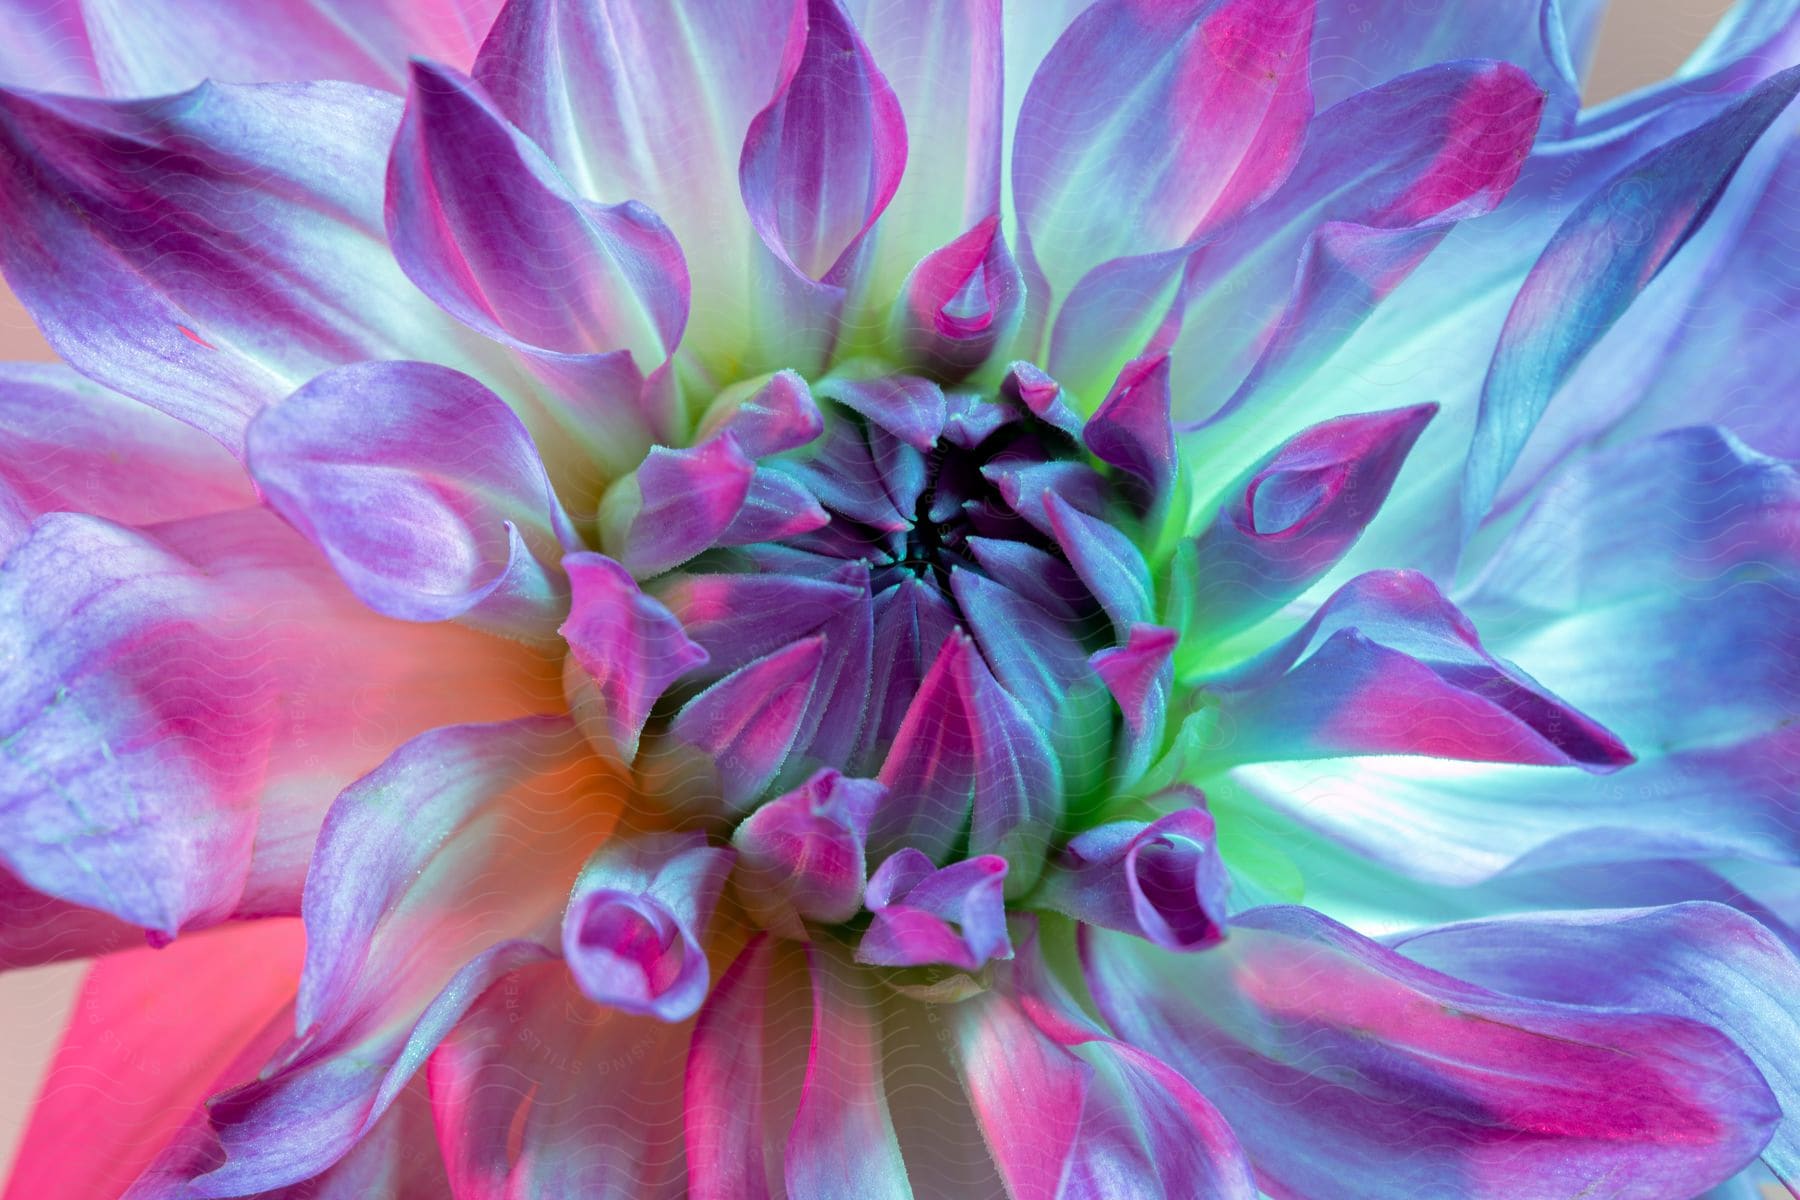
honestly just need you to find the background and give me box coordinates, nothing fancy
[0,0,1742,1179]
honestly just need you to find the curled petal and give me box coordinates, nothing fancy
[560,553,709,764]
[1181,402,1437,640]
[1089,623,1178,786]
[740,0,908,284]
[563,832,734,1022]
[858,848,1011,971]
[1085,905,1782,1200]
[695,370,825,458]
[733,770,884,929]
[248,361,577,639]
[1203,570,1633,770]
[1034,801,1229,951]
[1082,354,1177,512]
[815,372,948,452]
[893,216,1025,377]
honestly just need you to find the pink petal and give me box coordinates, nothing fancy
[670,637,828,811]
[685,936,776,1200]
[601,437,757,578]
[733,770,884,928]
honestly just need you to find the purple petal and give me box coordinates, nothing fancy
[1044,491,1154,634]
[654,569,864,681]
[601,437,756,578]
[248,361,576,638]
[1206,570,1633,770]
[1085,905,1782,1200]
[1088,623,1179,786]
[560,553,709,763]
[1182,403,1436,637]
[695,369,825,458]
[685,936,776,1200]
[894,216,1025,377]
[0,80,475,455]
[815,372,948,452]
[785,944,911,1200]
[387,60,690,450]
[1012,0,1314,321]
[4,0,501,97]
[1082,354,1177,511]
[475,0,789,367]
[1394,902,1800,1187]
[1036,801,1229,951]
[859,850,1011,971]
[1462,65,1800,538]
[671,636,827,811]
[734,770,884,929]
[563,831,733,1022]
[1001,361,1084,440]
[863,577,962,755]
[869,633,978,863]
[740,0,908,284]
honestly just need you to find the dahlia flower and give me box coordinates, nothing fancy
[2,0,1799,1197]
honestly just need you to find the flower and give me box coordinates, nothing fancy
[1,1,1798,1198]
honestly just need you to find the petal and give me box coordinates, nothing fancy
[892,216,1025,378]
[669,636,828,812]
[694,369,826,459]
[387,60,689,454]
[1178,403,1437,645]
[473,0,791,368]
[560,553,709,763]
[0,509,560,937]
[1085,905,1782,1200]
[1036,801,1229,951]
[1082,354,1177,512]
[733,770,884,928]
[740,0,908,284]
[0,363,251,556]
[599,438,757,578]
[1043,491,1155,635]
[815,372,948,452]
[0,80,483,456]
[189,717,612,1194]
[1393,903,1800,1188]
[1089,624,1178,788]
[20,0,502,97]
[784,943,910,1200]
[859,850,1011,971]
[944,987,1090,1200]
[1461,65,1800,538]
[869,633,978,864]
[4,919,302,1200]
[1012,0,1314,331]
[685,936,776,1200]
[1202,570,1633,770]
[0,865,138,970]
[1165,59,1543,435]
[562,831,733,1022]
[430,958,690,1199]
[248,361,576,639]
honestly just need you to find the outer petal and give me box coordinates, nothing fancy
[2,919,303,1200]
[562,832,734,1022]
[187,718,614,1195]
[430,957,690,1199]
[0,509,559,937]
[1086,905,1782,1200]
[685,936,776,1200]
[785,944,911,1200]
[0,81,487,457]
[0,364,251,556]
[387,61,689,457]
[1200,569,1633,770]
[1394,903,1800,1187]
[0,0,502,96]
[1012,0,1314,338]
[248,361,577,640]
[473,0,791,369]
[1461,65,1800,539]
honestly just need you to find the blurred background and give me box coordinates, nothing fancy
[0,0,1745,1180]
